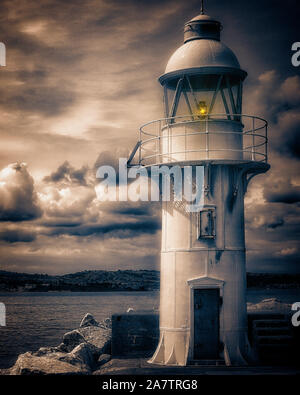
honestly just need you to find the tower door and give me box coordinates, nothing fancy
[193,288,220,359]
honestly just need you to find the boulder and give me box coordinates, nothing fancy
[80,313,99,328]
[62,330,86,352]
[10,352,89,375]
[97,353,111,367]
[58,343,96,370]
[9,313,112,375]
[77,326,111,355]
[103,318,112,329]
[56,342,69,353]
[33,346,63,357]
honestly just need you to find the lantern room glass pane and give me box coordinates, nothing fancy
[164,74,242,121]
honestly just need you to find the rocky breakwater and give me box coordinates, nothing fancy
[9,313,112,375]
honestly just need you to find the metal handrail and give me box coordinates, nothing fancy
[141,149,267,162]
[128,113,268,165]
[140,130,267,146]
[140,113,267,135]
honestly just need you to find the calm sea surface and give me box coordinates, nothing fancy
[0,289,299,369]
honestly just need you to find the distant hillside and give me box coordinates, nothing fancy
[246,273,300,289]
[0,270,160,292]
[0,270,299,292]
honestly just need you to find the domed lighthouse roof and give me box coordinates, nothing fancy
[159,6,247,87]
[164,39,242,74]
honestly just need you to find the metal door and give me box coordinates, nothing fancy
[193,288,219,359]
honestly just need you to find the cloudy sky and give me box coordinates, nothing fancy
[0,0,299,274]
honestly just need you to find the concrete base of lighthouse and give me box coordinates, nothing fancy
[148,163,268,366]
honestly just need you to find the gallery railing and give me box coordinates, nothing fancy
[128,114,268,167]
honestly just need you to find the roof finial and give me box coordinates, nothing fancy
[200,0,204,15]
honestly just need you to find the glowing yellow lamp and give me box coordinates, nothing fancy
[197,101,207,116]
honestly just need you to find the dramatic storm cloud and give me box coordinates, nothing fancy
[0,163,42,222]
[43,161,89,186]
[0,0,299,273]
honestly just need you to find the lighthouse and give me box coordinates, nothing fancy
[128,3,269,366]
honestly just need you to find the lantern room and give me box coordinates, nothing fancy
[161,13,246,121]
[160,13,246,163]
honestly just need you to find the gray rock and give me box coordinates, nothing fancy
[0,368,10,375]
[80,313,99,328]
[10,352,89,375]
[99,317,112,329]
[33,346,63,357]
[97,354,111,367]
[10,312,113,375]
[56,342,69,353]
[58,343,95,371]
[77,326,111,355]
[62,330,86,352]
[62,325,111,355]
[93,358,142,375]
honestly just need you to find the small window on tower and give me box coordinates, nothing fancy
[198,208,216,239]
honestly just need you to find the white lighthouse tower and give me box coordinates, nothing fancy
[128,3,269,366]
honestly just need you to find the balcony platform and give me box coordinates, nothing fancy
[128,114,269,169]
